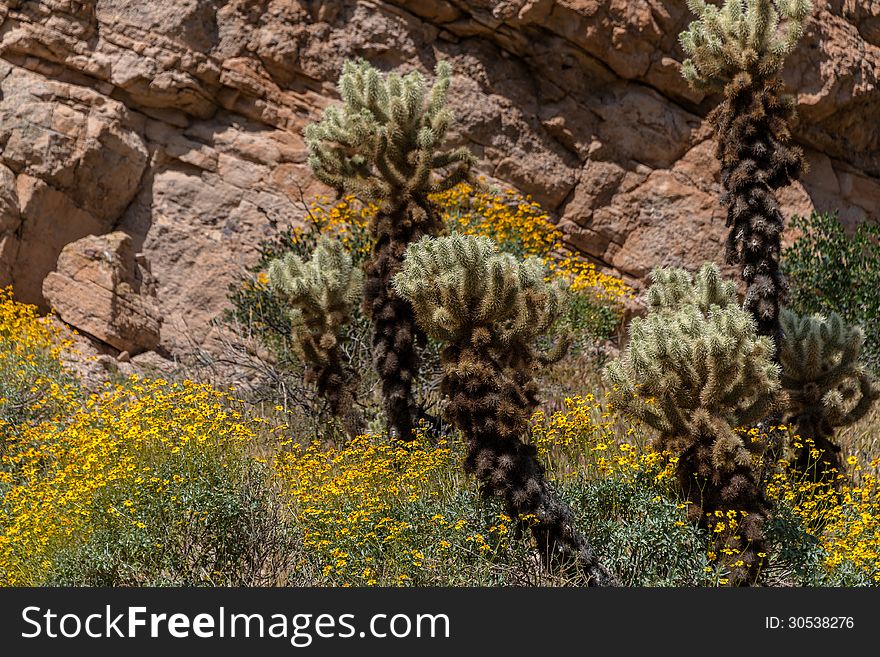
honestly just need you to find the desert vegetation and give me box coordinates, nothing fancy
[2,0,879,588]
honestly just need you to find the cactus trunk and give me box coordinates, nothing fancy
[395,234,617,585]
[441,339,616,585]
[363,203,438,440]
[711,75,804,346]
[677,433,769,586]
[791,413,842,482]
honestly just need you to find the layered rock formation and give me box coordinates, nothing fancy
[0,0,877,356]
[43,231,161,354]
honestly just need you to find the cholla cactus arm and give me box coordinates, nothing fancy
[306,59,474,207]
[680,1,810,349]
[268,237,363,416]
[394,234,616,585]
[646,260,738,314]
[680,0,813,90]
[306,59,475,440]
[604,263,780,586]
[834,374,880,426]
[605,358,676,434]
[779,308,880,478]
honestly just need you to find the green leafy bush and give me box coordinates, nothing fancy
[782,212,880,371]
[48,459,303,586]
[571,476,712,586]
[0,288,81,442]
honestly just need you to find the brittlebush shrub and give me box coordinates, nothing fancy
[764,432,880,586]
[273,428,534,586]
[0,287,80,440]
[0,295,300,585]
[2,376,302,586]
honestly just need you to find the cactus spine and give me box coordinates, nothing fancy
[778,309,880,479]
[268,236,363,416]
[305,59,473,439]
[680,0,812,346]
[394,234,616,585]
[605,264,781,585]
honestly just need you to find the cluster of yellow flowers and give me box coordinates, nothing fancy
[274,430,452,571]
[1,296,262,584]
[765,441,880,582]
[551,255,633,304]
[306,195,376,260]
[0,287,70,360]
[702,508,761,585]
[0,288,77,432]
[0,375,258,585]
[272,429,514,585]
[530,395,676,485]
[431,183,559,257]
[432,183,632,304]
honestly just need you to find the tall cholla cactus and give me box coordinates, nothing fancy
[605,264,781,586]
[306,59,474,440]
[680,0,812,346]
[779,309,880,478]
[394,234,616,585]
[268,236,363,416]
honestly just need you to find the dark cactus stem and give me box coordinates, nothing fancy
[678,435,769,587]
[310,348,360,429]
[305,343,348,417]
[792,410,844,483]
[441,337,617,586]
[364,201,439,441]
[711,74,805,349]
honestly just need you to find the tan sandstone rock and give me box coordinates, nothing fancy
[0,0,876,356]
[42,231,162,355]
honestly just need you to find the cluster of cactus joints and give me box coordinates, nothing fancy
[394,234,616,585]
[604,264,781,586]
[268,236,363,417]
[680,0,812,346]
[305,59,474,440]
[778,309,880,480]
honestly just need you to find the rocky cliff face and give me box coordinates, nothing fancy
[0,0,878,356]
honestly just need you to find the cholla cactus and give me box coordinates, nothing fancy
[779,309,880,478]
[306,59,474,440]
[680,1,811,346]
[394,234,616,585]
[680,0,812,90]
[605,264,781,586]
[268,236,363,416]
[305,59,473,206]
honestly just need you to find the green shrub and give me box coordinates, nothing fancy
[570,476,712,586]
[0,288,81,442]
[48,459,303,586]
[782,212,880,371]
